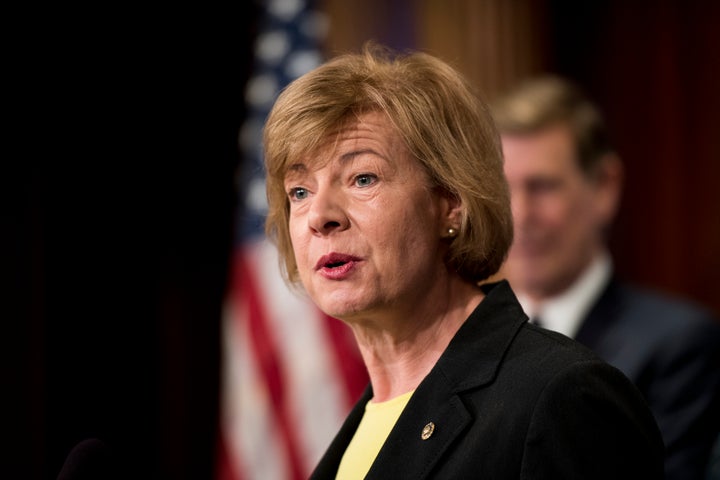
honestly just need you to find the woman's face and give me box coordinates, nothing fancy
[284,111,455,323]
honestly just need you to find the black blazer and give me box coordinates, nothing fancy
[311,281,664,479]
[576,278,720,480]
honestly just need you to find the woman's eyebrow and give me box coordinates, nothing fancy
[283,163,308,183]
[286,163,308,173]
[339,148,383,163]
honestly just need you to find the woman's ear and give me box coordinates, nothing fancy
[440,188,463,229]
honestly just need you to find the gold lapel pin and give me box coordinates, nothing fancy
[421,422,435,440]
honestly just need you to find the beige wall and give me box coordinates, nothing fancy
[321,0,549,98]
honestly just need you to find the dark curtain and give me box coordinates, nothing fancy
[549,0,720,315]
[13,5,258,478]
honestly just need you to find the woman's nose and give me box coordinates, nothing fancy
[307,187,349,236]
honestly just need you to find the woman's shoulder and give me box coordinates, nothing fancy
[494,322,656,432]
[497,321,634,396]
[514,321,602,366]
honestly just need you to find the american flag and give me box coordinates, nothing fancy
[217,2,368,479]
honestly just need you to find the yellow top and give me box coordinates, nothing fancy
[335,390,415,480]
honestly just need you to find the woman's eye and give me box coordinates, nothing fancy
[355,174,377,187]
[288,187,309,201]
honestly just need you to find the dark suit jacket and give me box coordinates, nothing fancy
[311,281,664,479]
[575,278,720,480]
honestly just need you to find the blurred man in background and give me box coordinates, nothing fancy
[492,76,720,480]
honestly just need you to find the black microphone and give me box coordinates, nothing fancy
[57,438,117,480]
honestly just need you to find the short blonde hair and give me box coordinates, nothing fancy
[264,44,512,285]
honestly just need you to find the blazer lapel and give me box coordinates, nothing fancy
[365,383,471,479]
[366,281,527,479]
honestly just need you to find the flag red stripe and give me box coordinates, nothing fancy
[233,251,305,480]
[320,314,368,409]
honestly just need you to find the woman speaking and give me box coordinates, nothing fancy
[262,44,663,479]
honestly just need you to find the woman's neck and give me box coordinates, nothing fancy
[349,277,485,402]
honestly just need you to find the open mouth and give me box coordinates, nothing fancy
[315,253,361,271]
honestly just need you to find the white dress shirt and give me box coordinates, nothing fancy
[516,252,612,339]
